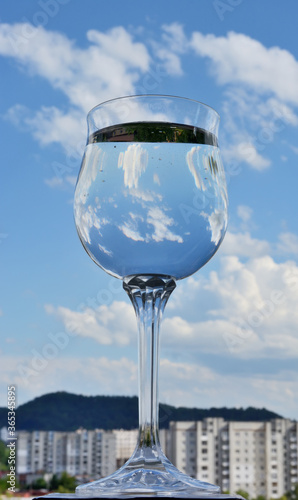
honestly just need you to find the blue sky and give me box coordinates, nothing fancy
[1,0,298,419]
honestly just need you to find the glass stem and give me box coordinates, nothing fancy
[123,275,176,451]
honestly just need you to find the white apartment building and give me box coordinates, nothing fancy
[167,418,298,499]
[14,418,298,498]
[17,428,116,481]
[65,428,116,479]
[167,419,225,486]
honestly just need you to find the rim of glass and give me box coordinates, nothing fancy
[87,94,220,120]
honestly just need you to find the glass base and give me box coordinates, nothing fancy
[39,494,241,500]
[72,445,220,498]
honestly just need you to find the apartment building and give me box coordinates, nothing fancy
[167,418,298,498]
[167,419,225,486]
[14,418,298,498]
[17,428,116,481]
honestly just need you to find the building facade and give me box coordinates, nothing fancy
[16,428,116,481]
[167,418,298,498]
[14,418,298,498]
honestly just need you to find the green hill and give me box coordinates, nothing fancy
[0,391,282,432]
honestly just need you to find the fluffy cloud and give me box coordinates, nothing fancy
[277,232,298,255]
[155,25,298,170]
[167,252,298,360]
[237,205,253,223]
[0,22,152,152]
[0,23,150,111]
[45,301,136,346]
[44,240,298,361]
[188,30,298,170]
[220,231,271,258]
[15,226,298,416]
[219,88,297,171]
[190,31,298,105]
[161,23,188,55]
[222,140,271,171]
[5,104,86,158]
[2,22,298,174]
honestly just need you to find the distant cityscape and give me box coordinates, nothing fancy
[4,416,297,499]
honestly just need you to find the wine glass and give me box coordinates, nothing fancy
[73,95,228,497]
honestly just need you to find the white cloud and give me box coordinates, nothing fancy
[222,140,271,171]
[190,31,298,105]
[155,47,183,76]
[0,23,151,111]
[27,107,86,148]
[45,238,298,361]
[165,248,298,360]
[264,98,298,127]
[45,174,77,189]
[277,232,298,255]
[45,301,136,346]
[147,206,183,243]
[208,209,227,246]
[5,104,86,153]
[237,205,253,223]
[118,144,148,189]
[188,30,298,170]
[86,27,150,72]
[44,176,64,188]
[161,23,188,54]
[289,144,298,155]
[2,22,298,176]
[149,22,187,76]
[0,23,75,83]
[0,22,151,154]
[220,231,271,258]
[17,225,298,415]
[219,88,298,170]
[118,219,145,242]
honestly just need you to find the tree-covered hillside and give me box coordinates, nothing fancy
[0,391,282,432]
